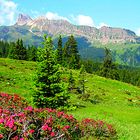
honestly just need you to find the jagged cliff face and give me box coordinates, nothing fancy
[16,14,32,26]
[1,14,140,66]
[15,14,138,44]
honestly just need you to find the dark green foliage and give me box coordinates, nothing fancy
[81,59,101,73]
[0,40,10,58]
[33,35,69,108]
[8,39,27,60]
[99,48,119,80]
[27,45,37,61]
[63,35,80,69]
[63,41,69,66]
[0,39,38,61]
[78,65,86,94]
[68,71,75,91]
[118,67,140,86]
[56,35,63,64]
[8,42,16,59]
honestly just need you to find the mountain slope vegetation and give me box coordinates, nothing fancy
[0,58,140,139]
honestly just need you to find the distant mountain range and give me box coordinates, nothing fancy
[1,14,140,66]
[0,14,140,45]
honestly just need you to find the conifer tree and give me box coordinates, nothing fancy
[63,35,80,69]
[56,35,63,64]
[68,71,75,91]
[8,39,27,60]
[63,41,69,66]
[33,35,69,108]
[8,42,17,59]
[18,39,27,60]
[78,64,86,94]
[27,45,37,61]
[99,48,119,80]
[0,40,10,58]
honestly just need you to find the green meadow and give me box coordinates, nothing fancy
[0,58,140,140]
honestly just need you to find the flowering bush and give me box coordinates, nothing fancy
[0,93,28,112]
[0,93,117,139]
[80,118,117,139]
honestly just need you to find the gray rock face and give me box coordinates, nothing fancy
[16,14,32,26]
[4,14,140,44]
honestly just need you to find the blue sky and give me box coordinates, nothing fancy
[0,0,140,35]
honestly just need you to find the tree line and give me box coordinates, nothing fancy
[1,35,140,87]
[0,39,37,61]
[0,35,80,69]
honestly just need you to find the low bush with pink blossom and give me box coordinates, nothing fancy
[0,93,117,139]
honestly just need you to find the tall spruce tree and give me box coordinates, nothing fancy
[99,48,119,80]
[63,35,80,69]
[33,35,69,108]
[19,39,27,60]
[56,35,63,64]
[63,41,69,66]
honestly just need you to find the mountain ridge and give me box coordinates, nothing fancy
[1,14,140,66]
[12,14,139,44]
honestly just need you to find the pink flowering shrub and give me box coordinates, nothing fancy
[0,93,28,113]
[0,93,117,139]
[80,118,117,139]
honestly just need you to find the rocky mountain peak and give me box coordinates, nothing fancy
[13,14,139,44]
[16,14,32,26]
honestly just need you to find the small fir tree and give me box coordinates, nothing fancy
[63,35,80,69]
[69,35,80,69]
[33,35,69,108]
[78,64,86,94]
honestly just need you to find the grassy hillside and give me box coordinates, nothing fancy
[0,58,140,139]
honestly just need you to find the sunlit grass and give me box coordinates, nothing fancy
[0,58,140,139]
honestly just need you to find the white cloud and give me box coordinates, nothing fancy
[0,16,4,25]
[97,22,109,29]
[136,28,140,36]
[45,13,109,29]
[0,0,17,25]
[0,3,110,30]
[72,15,95,27]
[45,12,69,21]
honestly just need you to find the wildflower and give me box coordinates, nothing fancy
[50,132,55,137]
[42,124,49,131]
[46,117,53,124]
[29,129,35,134]
[18,112,25,117]
[62,125,70,131]
[6,120,14,128]
[0,119,4,124]
[24,106,33,112]
[13,136,18,140]
[47,126,52,131]
[0,108,2,113]
[65,125,70,129]
[0,134,3,139]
